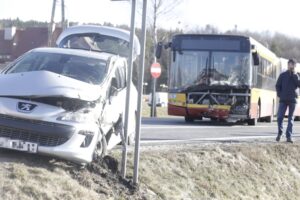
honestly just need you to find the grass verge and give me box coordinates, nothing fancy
[1,142,300,199]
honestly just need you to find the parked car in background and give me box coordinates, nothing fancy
[148,92,168,107]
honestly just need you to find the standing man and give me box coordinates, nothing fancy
[276,59,300,143]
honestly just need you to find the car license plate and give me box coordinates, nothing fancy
[0,137,38,153]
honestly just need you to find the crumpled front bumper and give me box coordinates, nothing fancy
[0,114,100,164]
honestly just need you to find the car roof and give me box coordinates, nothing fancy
[30,47,116,61]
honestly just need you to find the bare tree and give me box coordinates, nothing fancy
[145,0,182,63]
[141,0,182,116]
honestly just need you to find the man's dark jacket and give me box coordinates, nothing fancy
[276,70,300,103]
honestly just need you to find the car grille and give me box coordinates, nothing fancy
[0,115,70,147]
[0,114,59,127]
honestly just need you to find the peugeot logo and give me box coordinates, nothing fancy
[17,102,37,113]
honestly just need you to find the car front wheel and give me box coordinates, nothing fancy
[93,133,107,161]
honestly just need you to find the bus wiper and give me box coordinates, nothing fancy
[205,57,209,85]
[185,81,208,92]
[212,56,215,80]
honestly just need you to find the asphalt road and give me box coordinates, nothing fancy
[141,117,300,144]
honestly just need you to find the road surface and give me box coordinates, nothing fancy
[141,117,300,144]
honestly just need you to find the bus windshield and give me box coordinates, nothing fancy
[170,51,209,90]
[170,51,250,90]
[210,52,250,86]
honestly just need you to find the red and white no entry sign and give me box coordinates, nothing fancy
[150,62,161,79]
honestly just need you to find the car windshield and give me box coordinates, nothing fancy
[6,51,107,85]
[60,34,129,58]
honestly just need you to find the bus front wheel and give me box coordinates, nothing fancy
[185,116,194,123]
[247,118,257,126]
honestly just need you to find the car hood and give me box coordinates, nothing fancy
[0,71,101,101]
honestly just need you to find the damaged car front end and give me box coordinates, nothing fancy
[0,48,122,164]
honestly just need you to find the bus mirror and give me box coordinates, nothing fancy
[166,42,172,49]
[156,42,163,59]
[252,52,259,66]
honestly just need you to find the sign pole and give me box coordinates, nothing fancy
[151,78,157,117]
[121,0,136,179]
[150,62,161,117]
[133,0,147,185]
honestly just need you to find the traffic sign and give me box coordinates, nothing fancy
[150,62,161,78]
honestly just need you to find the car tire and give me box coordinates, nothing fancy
[93,133,107,161]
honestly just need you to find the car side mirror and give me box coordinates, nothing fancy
[110,77,118,97]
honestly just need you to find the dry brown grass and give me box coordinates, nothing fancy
[142,101,168,118]
[0,161,100,200]
[1,142,300,200]
[122,142,300,200]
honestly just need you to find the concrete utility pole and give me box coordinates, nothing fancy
[48,0,66,46]
[61,0,65,29]
[48,0,57,46]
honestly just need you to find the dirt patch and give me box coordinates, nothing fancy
[0,149,146,200]
[68,156,141,199]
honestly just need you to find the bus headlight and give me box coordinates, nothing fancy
[230,104,249,115]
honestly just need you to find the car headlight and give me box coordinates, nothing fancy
[57,111,94,123]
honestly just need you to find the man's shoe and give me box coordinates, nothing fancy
[276,134,281,142]
[287,138,293,143]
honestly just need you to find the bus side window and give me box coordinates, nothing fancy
[253,65,258,86]
[252,52,259,66]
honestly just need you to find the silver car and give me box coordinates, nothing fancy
[0,47,137,164]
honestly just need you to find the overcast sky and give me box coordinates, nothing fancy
[0,0,300,38]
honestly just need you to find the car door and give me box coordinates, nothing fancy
[101,60,127,132]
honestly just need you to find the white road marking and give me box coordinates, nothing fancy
[142,125,300,129]
[141,134,300,144]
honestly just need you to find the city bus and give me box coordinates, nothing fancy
[156,34,281,125]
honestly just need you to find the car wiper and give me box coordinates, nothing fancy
[89,49,116,55]
[62,46,117,55]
